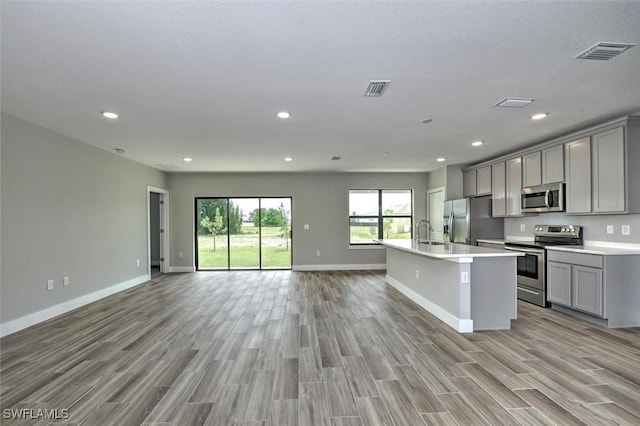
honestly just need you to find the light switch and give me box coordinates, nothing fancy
[622,225,630,236]
[304,224,310,230]
[520,224,526,232]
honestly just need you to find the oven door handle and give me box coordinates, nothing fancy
[505,246,544,254]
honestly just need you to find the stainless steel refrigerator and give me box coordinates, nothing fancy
[443,196,503,245]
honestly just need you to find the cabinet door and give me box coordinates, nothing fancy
[572,265,604,317]
[565,137,591,214]
[547,261,572,306]
[463,170,477,197]
[476,166,492,195]
[492,162,506,217]
[506,157,522,216]
[542,145,564,184]
[592,126,625,213]
[522,152,542,187]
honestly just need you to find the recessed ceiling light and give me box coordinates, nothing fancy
[284,157,294,162]
[183,157,193,162]
[471,140,484,147]
[421,118,433,124]
[277,111,291,119]
[382,152,390,156]
[114,148,125,154]
[531,113,548,120]
[437,157,446,162]
[101,111,119,119]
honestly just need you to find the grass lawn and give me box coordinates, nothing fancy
[197,226,291,269]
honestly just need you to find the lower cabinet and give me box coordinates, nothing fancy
[547,252,605,318]
[572,265,603,316]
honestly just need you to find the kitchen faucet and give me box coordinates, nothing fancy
[415,219,434,244]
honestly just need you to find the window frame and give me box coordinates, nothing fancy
[348,189,413,246]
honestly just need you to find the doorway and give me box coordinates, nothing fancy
[195,197,292,270]
[148,186,169,277]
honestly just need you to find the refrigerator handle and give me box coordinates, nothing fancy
[449,212,454,243]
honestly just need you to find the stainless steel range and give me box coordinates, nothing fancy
[505,225,583,307]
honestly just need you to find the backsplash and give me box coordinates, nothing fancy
[504,213,640,243]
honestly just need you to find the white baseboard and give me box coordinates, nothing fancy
[293,263,386,271]
[0,274,150,338]
[169,266,196,273]
[385,275,473,333]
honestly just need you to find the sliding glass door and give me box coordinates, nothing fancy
[196,197,292,270]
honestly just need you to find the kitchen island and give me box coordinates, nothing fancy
[377,239,522,333]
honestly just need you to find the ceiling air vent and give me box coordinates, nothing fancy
[576,42,635,60]
[331,156,342,161]
[495,97,535,108]
[364,80,390,97]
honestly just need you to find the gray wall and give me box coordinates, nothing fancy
[168,172,429,268]
[1,113,168,323]
[505,213,640,243]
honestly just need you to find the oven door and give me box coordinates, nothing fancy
[505,246,545,290]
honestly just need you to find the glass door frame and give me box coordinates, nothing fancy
[195,196,293,271]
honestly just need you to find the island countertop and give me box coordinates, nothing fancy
[377,239,523,263]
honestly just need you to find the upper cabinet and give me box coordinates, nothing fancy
[565,137,592,214]
[591,127,625,213]
[542,145,564,184]
[476,166,492,195]
[565,124,640,215]
[506,157,523,216]
[463,115,640,216]
[522,152,542,187]
[463,166,492,197]
[463,169,477,197]
[492,162,506,217]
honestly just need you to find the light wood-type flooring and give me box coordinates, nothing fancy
[1,270,640,425]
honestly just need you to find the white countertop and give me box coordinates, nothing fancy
[377,239,522,263]
[546,243,640,256]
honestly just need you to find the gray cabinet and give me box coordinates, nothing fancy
[547,251,605,318]
[522,152,541,187]
[506,157,522,216]
[463,170,477,197]
[542,145,564,184]
[572,265,603,316]
[476,166,492,195]
[565,137,591,214]
[491,162,506,217]
[592,126,625,213]
[547,261,572,306]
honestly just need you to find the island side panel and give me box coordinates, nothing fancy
[469,257,517,330]
[385,247,472,332]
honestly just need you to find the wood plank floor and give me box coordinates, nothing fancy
[1,270,640,425]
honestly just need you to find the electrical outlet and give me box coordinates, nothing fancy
[316,250,321,257]
[63,276,69,286]
[304,224,310,230]
[461,271,469,283]
[606,225,614,235]
[520,224,526,232]
[179,251,184,258]
[415,270,420,280]
[136,259,140,266]
[622,225,631,236]
[47,279,54,291]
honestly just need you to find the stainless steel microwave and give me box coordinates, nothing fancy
[521,183,565,213]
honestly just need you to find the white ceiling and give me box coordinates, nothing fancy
[2,1,640,173]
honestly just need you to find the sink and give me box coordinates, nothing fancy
[418,241,448,246]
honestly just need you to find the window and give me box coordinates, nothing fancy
[349,189,413,245]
